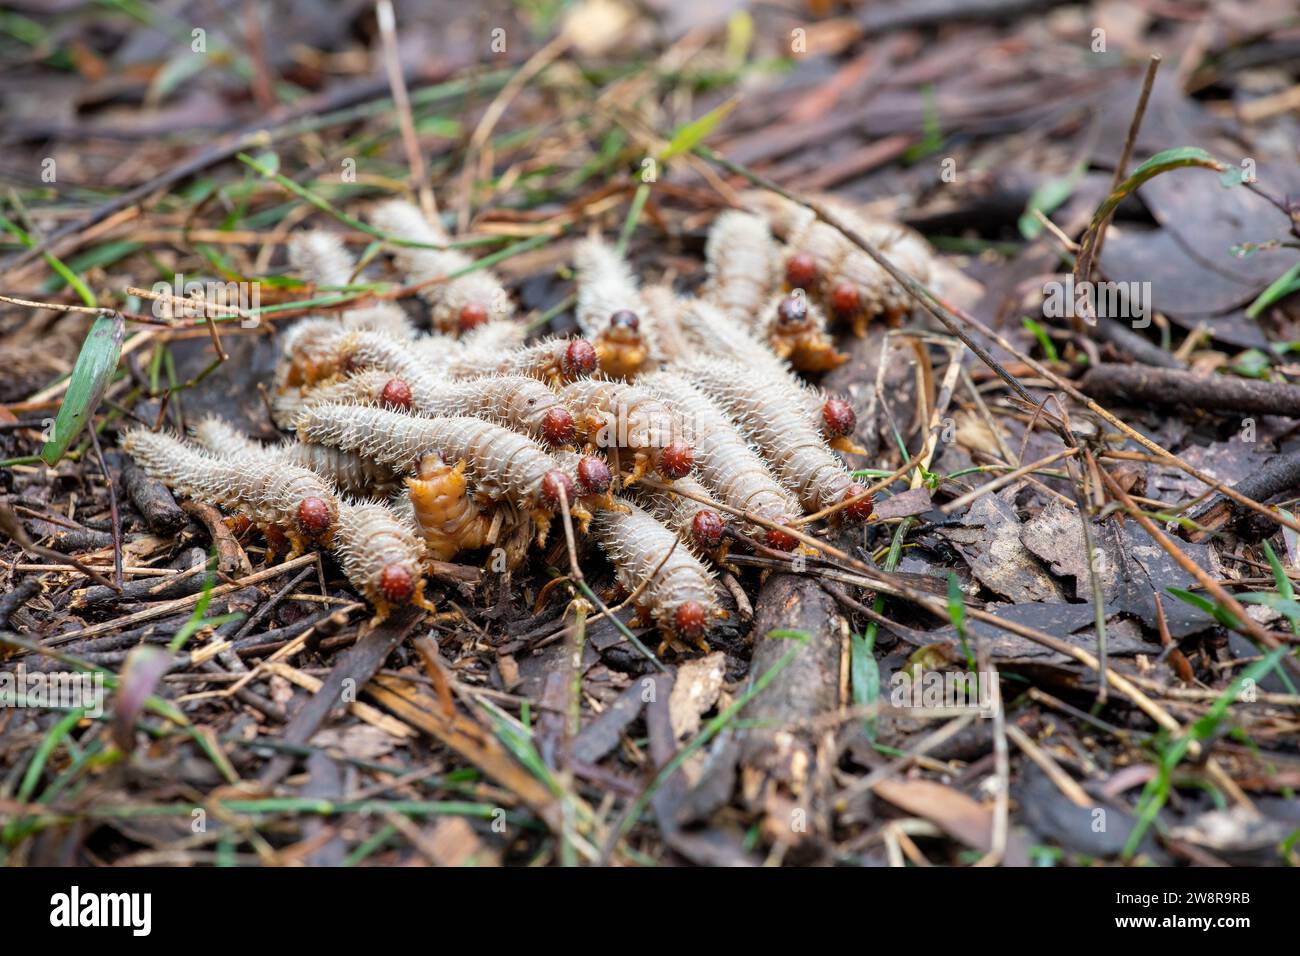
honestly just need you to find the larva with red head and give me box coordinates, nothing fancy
[701,210,779,325]
[443,336,600,387]
[271,368,413,429]
[295,406,572,544]
[333,500,435,623]
[191,416,403,498]
[550,449,618,531]
[631,473,729,555]
[573,237,657,379]
[677,357,874,523]
[413,373,578,448]
[590,498,722,643]
[672,297,858,446]
[369,199,514,333]
[556,378,693,484]
[639,370,803,549]
[761,291,846,373]
[393,454,495,563]
[121,428,339,556]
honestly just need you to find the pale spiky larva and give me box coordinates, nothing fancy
[287,230,357,290]
[333,499,435,623]
[756,291,845,373]
[638,284,692,366]
[701,210,779,324]
[573,237,656,379]
[550,448,618,531]
[746,190,932,334]
[676,357,874,523]
[369,199,513,333]
[630,472,729,555]
[639,370,801,550]
[191,414,404,503]
[411,374,578,448]
[590,498,723,642]
[334,331,574,447]
[672,296,861,449]
[393,454,495,563]
[121,428,338,556]
[271,367,414,430]
[443,336,600,387]
[557,377,693,484]
[295,406,575,543]
[407,319,527,371]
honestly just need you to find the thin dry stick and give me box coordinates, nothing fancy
[375,0,436,221]
[940,446,1079,515]
[1005,723,1091,808]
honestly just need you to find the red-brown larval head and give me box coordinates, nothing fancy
[658,442,694,479]
[542,407,576,446]
[458,302,490,331]
[380,377,413,410]
[563,338,599,378]
[609,309,640,331]
[297,497,333,537]
[691,510,724,549]
[380,564,415,604]
[776,294,808,327]
[673,600,707,639]
[822,397,857,437]
[765,524,798,551]
[841,485,875,521]
[830,281,862,319]
[576,455,612,494]
[541,470,577,510]
[785,253,818,290]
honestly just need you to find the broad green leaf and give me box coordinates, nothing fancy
[40,313,124,465]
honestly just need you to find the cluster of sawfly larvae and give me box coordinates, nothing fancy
[122,192,933,646]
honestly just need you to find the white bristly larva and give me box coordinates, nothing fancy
[590,498,722,642]
[294,405,576,542]
[701,210,779,324]
[271,368,414,430]
[639,284,692,366]
[675,357,874,523]
[333,499,435,623]
[190,415,403,501]
[442,336,600,387]
[670,296,859,445]
[639,369,801,549]
[122,427,338,555]
[369,199,513,333]
[630,472,729,555]
[557,377,694,483]
[573,237,656,378]
[331,331,574,447]
[287,230,357,290]
[408,373,578,448]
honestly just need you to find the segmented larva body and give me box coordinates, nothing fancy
[192,415,402,497]
[671,297,858,444]
[271,368,413,430]
[630,472,728,555]
[121,428,338,555]
[557,377,693,483]
[573,237,656,379]
[408,319,527,370]
[639,370,801,550]
[444,336,600,387]
[758,291,846,373]
[550,449,617,530]
[747,190,932,333]
[295,406,575,542]
[287,230,357,289]
[677,357,874,522]
[409,373,577,447]
[370,199,513,333]
[333,499,434,623]
[394,454,495,563]
[701,210,779,324]
[276,319,351,390]
[590,498,722,642]
[638,284,692,366]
